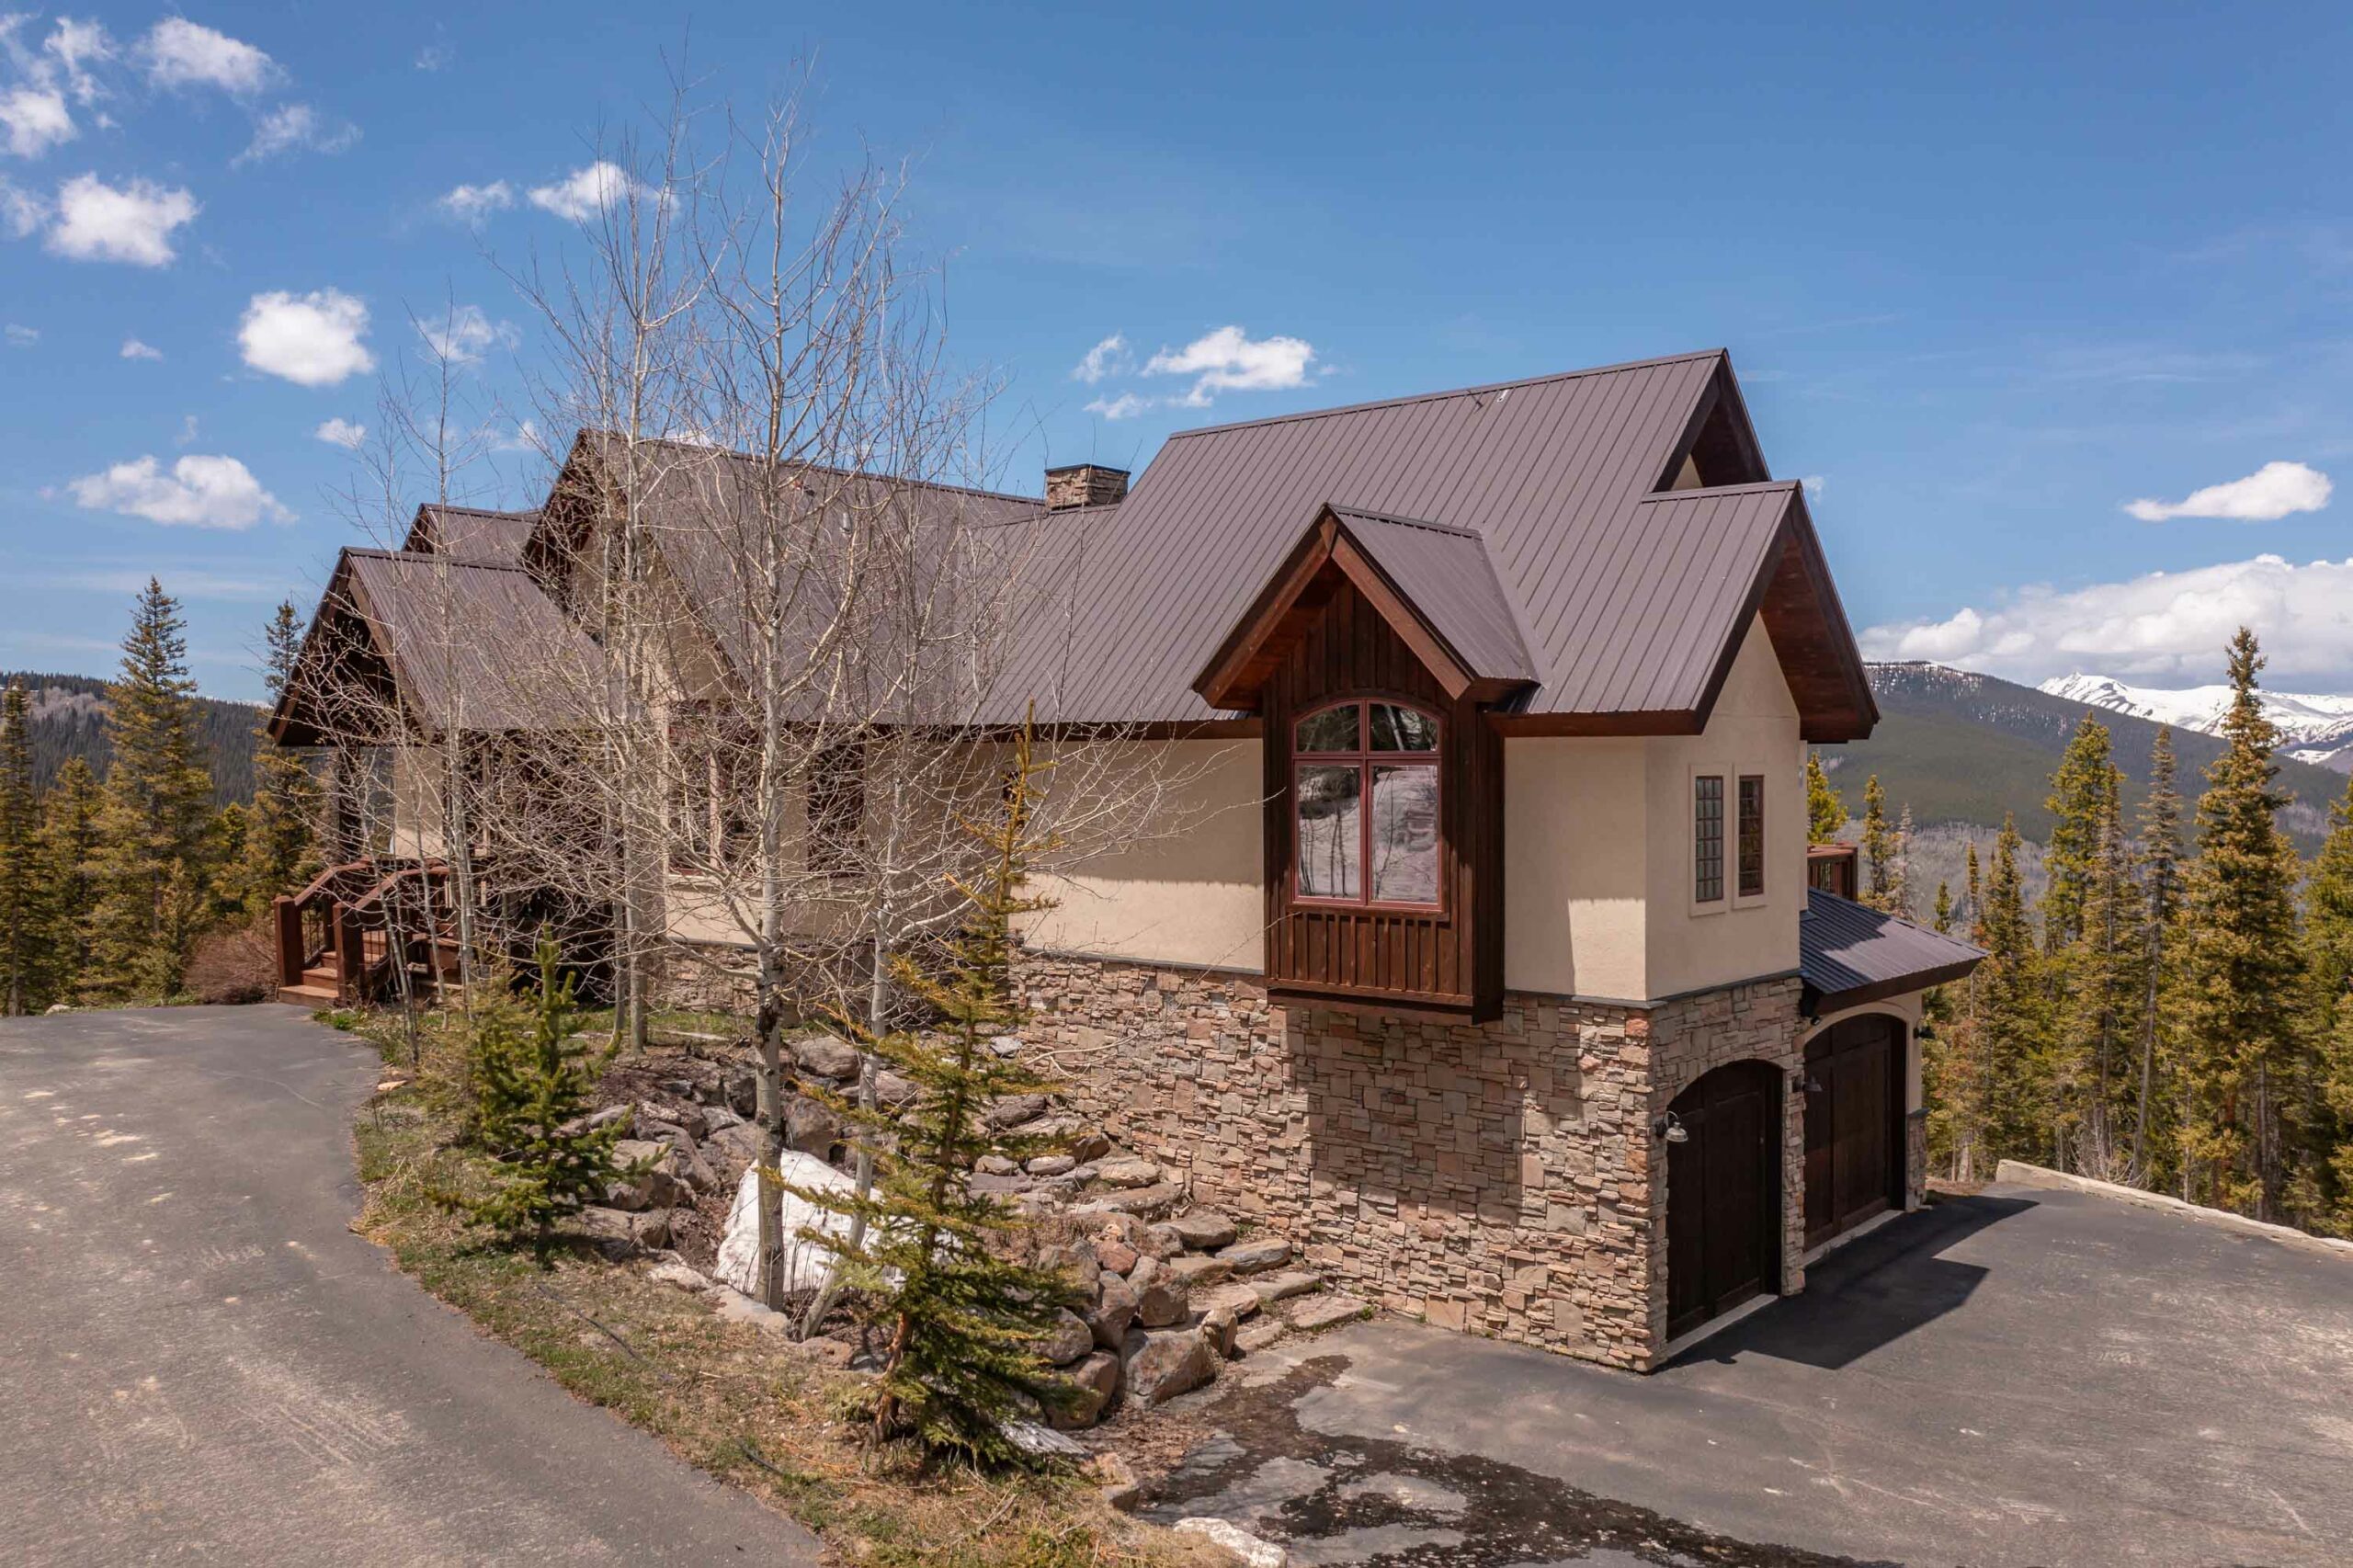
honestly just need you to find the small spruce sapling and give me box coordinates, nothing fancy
[790,717,1085,1463]
[461,933,634,1263]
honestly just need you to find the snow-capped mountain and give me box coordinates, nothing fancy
[2038,673,2353,773]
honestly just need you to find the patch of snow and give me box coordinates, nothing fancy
[2039,672,2353,770]
[711,1151,862,1297]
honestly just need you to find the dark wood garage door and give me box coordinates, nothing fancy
[1804,1016,1903,1250]
[1665,1061,1781,1341]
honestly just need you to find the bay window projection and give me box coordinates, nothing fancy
[1292,699,1441,908]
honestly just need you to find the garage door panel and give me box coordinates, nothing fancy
[1806,1017,1899,1250]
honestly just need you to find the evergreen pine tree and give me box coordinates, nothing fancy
[460,933,632,1262]
[0,682,43,1016]
[1804,751,1847,844]
[2132,726,2185,1186]
[1932,881,1954,934]
[36,759,103,1003]
[795,720,1086,1462]
[2301,775,2353,1231]
[1974,814,2045,1165]
[2042,718,2119,954]
[1891,801,1915,919]
[81,582,218,1002]
[2062,771,2143,1175]
[1860,774,1897,912]
[1965,842,1983,941]
[2176,628,2304,1219]
[232,601,321,915]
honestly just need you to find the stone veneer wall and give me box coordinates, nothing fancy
[1641,978,1809,1352]
[1017,950,1806,1370]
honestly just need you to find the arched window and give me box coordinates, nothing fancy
[1291,699,1441,908]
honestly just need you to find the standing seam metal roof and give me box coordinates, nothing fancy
[1799,889,1986,1008]
[995,350,1805,724]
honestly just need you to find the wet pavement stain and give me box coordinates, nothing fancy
[1139,1357,1896,1568]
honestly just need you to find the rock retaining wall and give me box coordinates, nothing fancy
[1017,952,1806,1369]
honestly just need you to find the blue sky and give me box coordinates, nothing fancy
[4,2,2351,701]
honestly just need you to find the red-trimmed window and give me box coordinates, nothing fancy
[1292,699,1441,908]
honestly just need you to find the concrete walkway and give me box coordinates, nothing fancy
[1146,1182,2353,1567]
[0,1005,822,1566]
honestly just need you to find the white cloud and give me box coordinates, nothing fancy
[485,417,540,453]
[528,161,641,221]
[1072,333,1128,384]
[415,34,452,72]
[46,174,198,265]
[43,18,113,105]
[5,322,35,346]
[173,413,197,446]
[0,173,43,235]
[1142,324,1316,405]
[2124,460,2331,523]
[1801,474,1825,498]
[313,416,366,449]
[238,288,374,385]
[235,103,359,166]
[416,303,515,364]
[66,452,294,528]
[139,18,276,95]
[1085,392,1150,421]
[438,179,512,222]
[0,85,73,157]
[1859,552,2353,687]
[119,335,161,359]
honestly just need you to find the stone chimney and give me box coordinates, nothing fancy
[1045,463,1130,510]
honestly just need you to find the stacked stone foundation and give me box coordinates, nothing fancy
[1017,951,1806,1370]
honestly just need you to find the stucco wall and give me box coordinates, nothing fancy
[1639,617,1804,1000]
[1022,740,1266,971]
[1008,614,1805,1007]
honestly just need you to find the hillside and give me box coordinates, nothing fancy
[1823,663,2345,853]
[4,671,262,806]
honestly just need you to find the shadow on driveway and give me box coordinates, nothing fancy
[1671,1194,2039,1372]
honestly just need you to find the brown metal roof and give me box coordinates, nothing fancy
[1799,889,1985,1012]
[995,348,1872,735]
[341,551,604,736]
[402,504,540,564]
[1328,507,1537,686]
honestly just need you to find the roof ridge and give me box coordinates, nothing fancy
[1637,478,1802,503]
[1326,504,1483,541]
[581,430,1045,506]
[347,546,532,574]
[1162,348,1728,442]
[423,503,539,519]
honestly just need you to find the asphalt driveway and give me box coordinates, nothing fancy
[0,1006,822,1567]
[1145,1182,2353,1567]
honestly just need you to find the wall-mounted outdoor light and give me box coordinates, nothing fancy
[1652,1110,1689,1144]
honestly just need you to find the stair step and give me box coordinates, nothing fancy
[278,983,339,1006]
[302,966,338,986]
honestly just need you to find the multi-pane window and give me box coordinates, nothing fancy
[806,737,867,878]
[1737,774,1766,900]
[1693,774,1724,903]
[1293,699,1440,908]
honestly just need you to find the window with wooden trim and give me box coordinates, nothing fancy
[1292,699,1441,908]
[1737,774,1766,900]
[1693,773,1725,903]
[806,737,867,878]
[667,712,756,871]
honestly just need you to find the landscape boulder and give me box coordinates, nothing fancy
[1131,1256,1191,1328]
[1121,1326,1216,1405]
[1164,1210,1238,1250]
[785,1096,841,1159]
[1215,1237,1293,1276]
[791,1033,861,1082]
[1173,1517,1287,1567]
[1084,1271,1137,1350]
[1037,1309,1095,1368]
[1043,1350,1122,1430]
[1285,1293,1369,1333]
[1165,1254,1233,1290]
[711,1151,865,1296]
[580,1205,670,1257]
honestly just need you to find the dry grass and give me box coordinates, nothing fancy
[346,1007,1221,1568]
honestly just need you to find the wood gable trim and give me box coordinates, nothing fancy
[268,551,422,747]
[1192,504,1528,712]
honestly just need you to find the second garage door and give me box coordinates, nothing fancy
[1803,1016,1901,1250]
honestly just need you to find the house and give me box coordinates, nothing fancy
[269,347,1981,1369]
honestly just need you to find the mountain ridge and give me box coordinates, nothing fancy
[1828,662,2344,853]
[2037,672,2353,773]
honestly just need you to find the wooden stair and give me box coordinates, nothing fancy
[278,962,343,1007]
